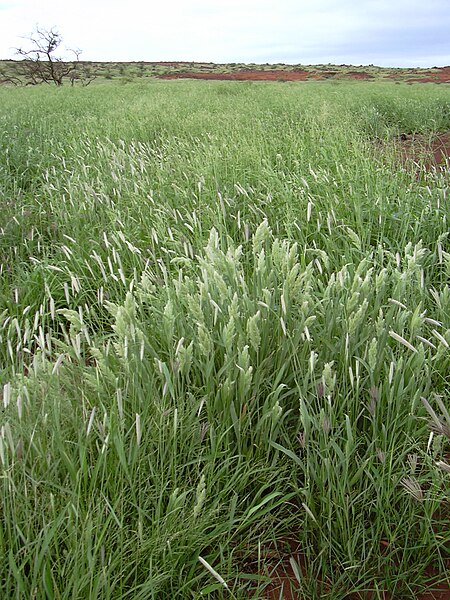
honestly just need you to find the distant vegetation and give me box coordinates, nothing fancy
[1,58,450,85]
[0,80,449,598]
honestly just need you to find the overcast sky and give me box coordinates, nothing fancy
[0,0,449,67]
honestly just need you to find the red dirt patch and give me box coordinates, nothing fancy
[397,131,450,170]
[244,539,305,599]
[431,132,450,165]
[406,67,450,84]
[418,585,450,600]
[262,557,302,599]
[157,69,373,82]
[258,555,450,599]
[245,538,450,599]
[156,66,450,83]
[158,69,312,81]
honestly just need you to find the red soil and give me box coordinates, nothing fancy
[245,539,450,599]
[406,67,450,84]
[397,131,450,169]
[159,69,312,81]
[260,555,450,599]
[431,132,450,165]
[157,66,450,83]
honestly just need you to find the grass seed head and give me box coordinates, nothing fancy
[400,477,423,501]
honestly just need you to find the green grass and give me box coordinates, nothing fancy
[0,80,449,598]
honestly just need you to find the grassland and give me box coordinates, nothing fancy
[0,80,449,598]
[1,59,450,84]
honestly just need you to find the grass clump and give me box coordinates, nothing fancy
[0,80,449,598]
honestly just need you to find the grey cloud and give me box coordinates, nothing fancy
[1,0,449,65]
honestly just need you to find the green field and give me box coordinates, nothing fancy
[0,80,449,598]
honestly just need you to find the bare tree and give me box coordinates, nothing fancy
[15,26,90,86]
[0,70,21,86]
[69,59,97,87]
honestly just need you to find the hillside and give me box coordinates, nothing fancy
[1,60,450,84]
